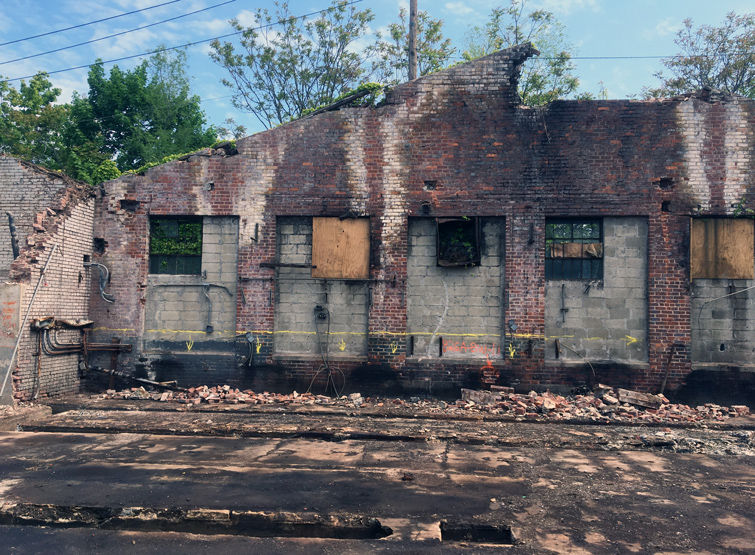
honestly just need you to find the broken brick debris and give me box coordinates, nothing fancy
[459,387,749,424]
[90,384,752,425]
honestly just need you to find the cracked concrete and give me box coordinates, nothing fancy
[0,397,753,553]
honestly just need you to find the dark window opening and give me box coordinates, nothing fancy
[545,219,603,279]
[149,217,203,275]
[437,217,480,267]
[120,199,140,212]
[93,238,107,254]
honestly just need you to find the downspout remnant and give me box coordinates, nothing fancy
[6,212,19,260]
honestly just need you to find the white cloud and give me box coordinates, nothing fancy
[235,10,258,28]
[537,0,600,15]
[444,2,475,17]
[641,17,679,41]
[90,27,159,59]
[182,17,232,36]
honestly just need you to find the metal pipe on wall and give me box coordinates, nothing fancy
[0,245,57,402]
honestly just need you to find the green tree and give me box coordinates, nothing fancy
[71,47,217,172]
[209,0,374,128]
[368,8,455,86]
[0,73,69,169]
[642,12,755,99]
[462,0,580,105]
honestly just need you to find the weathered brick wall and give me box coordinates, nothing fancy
[6,188,95,400]
[88,45,755,395]
[545,218,648,369]
[0,157,72,279]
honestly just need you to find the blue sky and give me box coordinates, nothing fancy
[0,0,750,135]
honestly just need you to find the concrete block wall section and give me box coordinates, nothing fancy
[545,218,648,366]
[143,217,238,348]
[407,217,504,360]
[274,217,369,357]
[691,280,755,366]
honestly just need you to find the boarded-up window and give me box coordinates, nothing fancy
[311,217,370,279]
[690,218,754,279]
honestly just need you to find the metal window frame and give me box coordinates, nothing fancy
[545,218,603,280]
[148,216,204,276]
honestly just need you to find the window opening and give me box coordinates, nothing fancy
[437,217,480,267]
[545,219,603,279]
[149,217,203,275]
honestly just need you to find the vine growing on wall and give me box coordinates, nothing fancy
[149,220,202,255]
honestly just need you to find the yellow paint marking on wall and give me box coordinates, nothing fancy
[391,343,398,354]
[256,341,262,354]
[231,329,641,344]
[186,339,194,351]
[146,329,236,335]
[508,344,516,358]
[338,339,347,351]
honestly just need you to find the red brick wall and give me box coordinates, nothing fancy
[89,46,755,394]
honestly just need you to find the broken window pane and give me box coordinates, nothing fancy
[437,217,480,267]
[545,219,603,280]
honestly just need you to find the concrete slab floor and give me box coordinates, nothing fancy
[0,424,753,554]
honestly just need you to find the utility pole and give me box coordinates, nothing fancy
[408,0,417,81]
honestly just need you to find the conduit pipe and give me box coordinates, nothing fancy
[83,262,115,303]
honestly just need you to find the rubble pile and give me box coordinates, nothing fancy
[98,384,751,425]
[458,385,751,424]
[103,386,366,406]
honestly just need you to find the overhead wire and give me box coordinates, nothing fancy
[0,0,191,47]
[0,0,238,67]
[1,0,368,85]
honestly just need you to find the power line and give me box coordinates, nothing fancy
[0,0,190,47]
[1,0,367,84]
[0,0,237,67]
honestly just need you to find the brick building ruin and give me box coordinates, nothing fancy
[0,157,96,402]
[4,44,755,403]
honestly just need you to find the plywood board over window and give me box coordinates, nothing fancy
[311,217,370,279]
[690,218,754,279]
